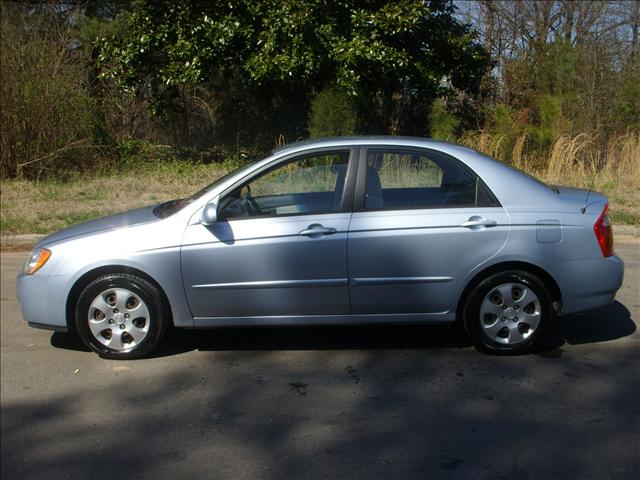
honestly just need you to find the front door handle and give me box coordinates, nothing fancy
[299,224,337,237]
[461,217,498,229]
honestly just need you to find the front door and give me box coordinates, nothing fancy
[181,149,356,322]
[348,147,509,315]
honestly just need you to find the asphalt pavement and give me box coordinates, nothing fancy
[1,242,639,479]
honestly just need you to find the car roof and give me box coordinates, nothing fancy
[272,136,474,156]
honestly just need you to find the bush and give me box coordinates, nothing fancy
[529,94,563,148]
[308,87,357,138]
[0,5,96,180]
[615,57,640,130]
[427,98,459,141]
[487,104,517,139]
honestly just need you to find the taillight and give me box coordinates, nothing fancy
[593,204,614,257]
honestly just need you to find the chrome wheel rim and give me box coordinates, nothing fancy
[479,282,541,346]
[88,288,150,351]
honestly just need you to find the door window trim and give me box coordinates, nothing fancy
[353,146,501,212]
[217,146,360,221]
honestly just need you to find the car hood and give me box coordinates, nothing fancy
[37,204,161,248]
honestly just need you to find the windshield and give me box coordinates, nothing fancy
[153,160,259,218]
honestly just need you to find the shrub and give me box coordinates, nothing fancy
[529,94,563,147]
[0,5,95,180]
[308,87,357,138]
[427,98,459,141]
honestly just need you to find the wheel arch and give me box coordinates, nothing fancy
[65,265,173,332]
[455,261,562,323]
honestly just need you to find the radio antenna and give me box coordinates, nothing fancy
[580,174,596,214]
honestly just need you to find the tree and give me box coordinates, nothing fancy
[99,0,489,138]
[458,0,640,143]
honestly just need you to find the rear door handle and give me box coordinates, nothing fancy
[461,217,498,229]
[299,224,337,237]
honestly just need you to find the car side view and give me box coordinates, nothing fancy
[17,137,624,358]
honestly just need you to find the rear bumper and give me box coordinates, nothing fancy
[551,255,624,315]
[17,272,70,330]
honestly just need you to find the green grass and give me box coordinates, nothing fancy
[611,210,639,225]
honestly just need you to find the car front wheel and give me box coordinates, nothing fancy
[75,273,169,359]
[463,270,553,354]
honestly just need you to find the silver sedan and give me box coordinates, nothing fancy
[17,137,624,358]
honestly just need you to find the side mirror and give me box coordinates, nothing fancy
[201,196,219,225]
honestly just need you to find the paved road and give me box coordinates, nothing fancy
[1,243,639,480]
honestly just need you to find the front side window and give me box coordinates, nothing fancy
[219,151,350,220]
[364,149,494,210]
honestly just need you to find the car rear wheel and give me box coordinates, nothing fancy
[75,273,169,359]
[463,270,553,354]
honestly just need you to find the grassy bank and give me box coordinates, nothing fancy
[0,162,229,236]
[1,132,639,236]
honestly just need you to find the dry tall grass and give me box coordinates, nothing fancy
[462,130,640,188]
[461,130,640,223]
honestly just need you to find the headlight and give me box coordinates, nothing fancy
[24,248,52,275]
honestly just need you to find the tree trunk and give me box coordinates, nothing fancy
[632,0,639,58]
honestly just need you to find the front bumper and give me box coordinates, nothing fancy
[17,272,70,331]
[28,322,68,332]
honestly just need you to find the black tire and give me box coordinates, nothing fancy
[463,270,554,354]
[75,273,169,359]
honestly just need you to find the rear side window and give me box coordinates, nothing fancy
[364,149,496,210]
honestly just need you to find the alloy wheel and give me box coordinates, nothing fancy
[88,288,150,351]
[478,282,541,346]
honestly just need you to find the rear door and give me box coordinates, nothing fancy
[347,147,509,315]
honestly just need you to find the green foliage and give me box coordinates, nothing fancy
[427,99,459,141]
[615,58,640,130]
[308,87,357,138]
[100,1,488,93]
[487,104,517,138]
[98,0,489,136]
[490,40,595,150]
[116,139,159,168]
[610,210,640,225]
[529,95,562,147]
[77,7,132,46]
[219,155,249,172]
[534,41,577,97]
